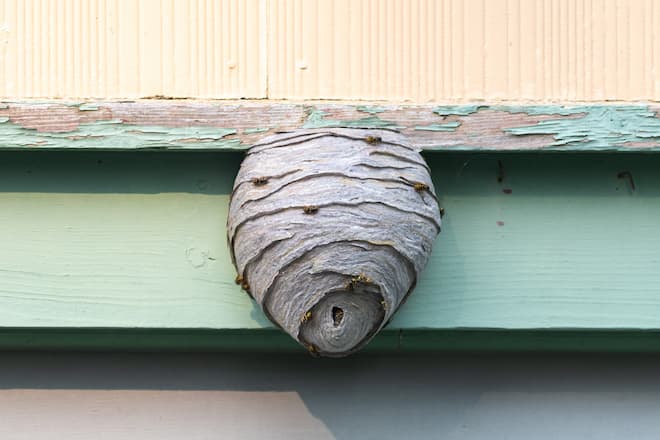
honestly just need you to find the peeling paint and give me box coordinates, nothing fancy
[415,122,461,132]
[303,109,402,130]
[431,105,589,117]
[505,106,660,149]
[78,103,100,111]
[356,105,387,114]
[497,105,588,116]
[3,102,660,152]
[0,118,243,150]
[243,127,270,134]
[432,105,485,116]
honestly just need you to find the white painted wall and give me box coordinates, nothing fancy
[0,352,658,439]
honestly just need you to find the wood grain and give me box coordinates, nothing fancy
[3,101,660,151]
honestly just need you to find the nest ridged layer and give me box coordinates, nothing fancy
[228,128,441,357]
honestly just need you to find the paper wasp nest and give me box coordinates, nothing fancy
[227,128,441,357]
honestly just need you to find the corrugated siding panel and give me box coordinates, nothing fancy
[0,0,659,101]
[0,0,266,99]
[268,0,660,102]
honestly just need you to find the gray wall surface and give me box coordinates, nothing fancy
[0,351,659,439]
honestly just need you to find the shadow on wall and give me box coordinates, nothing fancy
[1,352,660,440]
[0,151,243,194]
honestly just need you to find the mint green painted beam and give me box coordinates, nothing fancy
[2,101,660,152]
[2,150,660,353]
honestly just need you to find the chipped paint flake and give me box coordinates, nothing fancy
[432,105,486,116]
[303,109,402,130]
[356,105,387,114]
[497,105,588,116]
[243,127,270,134]
[415,122,461,132]
[505,106,660,149]
[0,118,242,150]
[78,103,100,111]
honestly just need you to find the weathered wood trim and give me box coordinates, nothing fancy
[2,101,660,151]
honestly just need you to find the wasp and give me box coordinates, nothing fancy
[413,182,430,192]
[235,274,250,292]
[303,205,319,214]
[305,344,319,357]
[347,272,373,290]
[301,310,313,323]
[354,273,372,284]
[399,176,430,193]
[365,135,382,144]
[251,176,269,186]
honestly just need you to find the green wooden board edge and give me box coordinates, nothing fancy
[1,328,659,353]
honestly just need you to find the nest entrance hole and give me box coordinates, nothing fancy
[332,307,344,326]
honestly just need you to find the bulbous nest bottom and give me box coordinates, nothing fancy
[298,289,386,357]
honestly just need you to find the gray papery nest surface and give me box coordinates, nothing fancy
[228,128,441,357]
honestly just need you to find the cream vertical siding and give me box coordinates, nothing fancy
[0,0,267,98]
[268,0,660,102]
[0,0,658,101]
